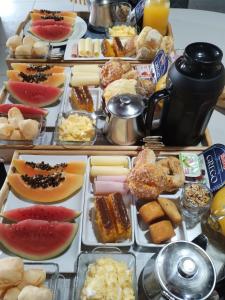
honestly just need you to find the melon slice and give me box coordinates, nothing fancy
[13,159,86,176]
[0,219,78,260]
[31,13,75,26]
[2,205,80,222]
[6,81,62,107]
[32,10,77,18]
[7,70,65,87]
[8,173,83,203]
[30,24,73,42]
[11,63,65,74]
[32,20,72,27]
[0,104,48,116]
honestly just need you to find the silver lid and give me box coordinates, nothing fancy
[106,94,145,119]
[156,241,216,300]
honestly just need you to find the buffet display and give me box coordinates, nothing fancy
[1,5,225,300]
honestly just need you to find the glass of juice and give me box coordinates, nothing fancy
[143,0,170,35]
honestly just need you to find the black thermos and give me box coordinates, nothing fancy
[162,42,225,145]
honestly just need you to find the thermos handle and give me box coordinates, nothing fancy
[145,89,170,136]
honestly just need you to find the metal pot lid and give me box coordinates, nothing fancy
[106,94,145,119]
[155,241,216,300]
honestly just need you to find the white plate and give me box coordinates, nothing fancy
[82,156,135,247]
[134,198,188,248]
[62,86,103,113]
[0,154,88,273]
[131,157,188,248]
[64,38,138,61]
[27,16,87,47]
[4,68,70,128]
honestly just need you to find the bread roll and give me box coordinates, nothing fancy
[3,287,20,300]
[0,117,8,124]
[15,45,32,58]
[103,79,137,102]
[18,286,53,300]
[32,42,48,58]
[136,26,152,50]
[10,129,23,140]
[18,119,39,140]
[149,220,175,244]
[0,257,24,289]
[0,123,14,139]
[139,201,165,224]
[23,36,36,47]
[124,36,137,57]
[158,198,182,225]
[6,35,22,50]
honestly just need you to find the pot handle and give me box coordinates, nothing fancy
[145,89,170,136]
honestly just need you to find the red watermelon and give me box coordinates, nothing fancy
[0,104,48,116]
[6,81,62,107]
[30,24,73,42]
[0,219,78,260]
[32,19,71,27]
[2,205,80,222]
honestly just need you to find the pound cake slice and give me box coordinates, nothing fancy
[94,193,131,243]
[108,193,131,240]
[94,196,117,242]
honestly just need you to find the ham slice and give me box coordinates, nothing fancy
[93,181,128,195]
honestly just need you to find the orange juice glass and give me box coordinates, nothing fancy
[143,0,170,35]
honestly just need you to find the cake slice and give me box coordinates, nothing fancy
[108,193,131,240]
[94,196,117,243]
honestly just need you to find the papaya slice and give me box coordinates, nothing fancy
[31,13,75,26]
[32,9,77,18]
[13,159,86,176]
[11,63,65,74]
[0,219,78,260]
[8,173,83,203]
[7,70,65,87]
[2,205,80,222]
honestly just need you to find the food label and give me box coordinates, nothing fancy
[150,50,169,83]
[179,153,201,178]
[199,143,225,192]
[134,0,145,23]
[135,50,169,83]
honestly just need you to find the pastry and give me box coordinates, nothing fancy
[0,257,24,289]
[139,201,165,224]
[23,36,36,47]
[156,157,185,192]
[100,59,133,87]
[136,79,156,96]
[18,119,39,140]
[158,198,182,225]
[70,86,94,112]
[134,149,156,168]
[149,220,175,244]
[94,196,117,242]
[103,78,137,102]
[6,35,22,51]
[93,180,128,195]
[94,193,131,242]
[17,269,46,289]
[160,36,174,54]
[136,27,162,60]
[32,42,48,58]
[15,45,32,58]
[90,166,130,177]
[112,37,125,57]
[3,287,20,300]
[124,36,137,57]
[18,286,53,300]
[108,193,131,240]
[90,156,128,167]
[127,163,167,200]
[101,39,115,57]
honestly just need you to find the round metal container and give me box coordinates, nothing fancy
[142,241,216,300]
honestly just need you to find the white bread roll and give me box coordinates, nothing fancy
[6,35,22,50]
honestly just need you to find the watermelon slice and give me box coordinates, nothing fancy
[0,104,48,116]
[0,219,78,260]
[30,24,73,42]
[6,81,62,107]
[32,20,71,27]
[1,205,80,222]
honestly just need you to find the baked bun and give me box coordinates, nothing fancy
[103,79,137,103]
[124,36,137,57]
[160,36,174,54]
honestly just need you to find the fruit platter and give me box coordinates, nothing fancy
[5,10,87,66]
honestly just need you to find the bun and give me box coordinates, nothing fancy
[149,220,175,244]
[6,35,22,50]
[15,45,32,58]
[124,36,137,57]
[158,198,182,225]
[139,201,165,224]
